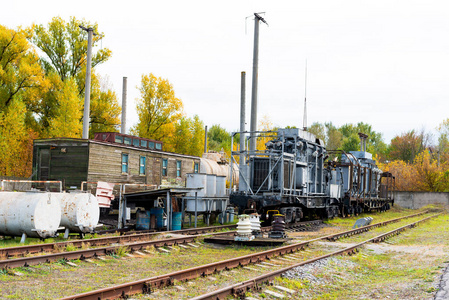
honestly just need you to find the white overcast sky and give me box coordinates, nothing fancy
[3,1,449,144]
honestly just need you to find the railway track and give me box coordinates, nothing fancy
[0,220,324,260]
[0,224,236,259]
[57,211,433,300]
[191,213,441,300]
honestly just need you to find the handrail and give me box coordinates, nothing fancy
[0,180,62,192]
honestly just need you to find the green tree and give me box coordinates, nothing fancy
[339,122,387,160]
[207,124,231,153]
[29,16,118,136]
[30,16,111,91]
[132,73,183,141]
[437,119,449,164]
[325,122,343,151]
[388,129,431,164]
[308,122,326,143]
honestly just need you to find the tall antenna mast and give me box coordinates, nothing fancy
[303,59,308,131]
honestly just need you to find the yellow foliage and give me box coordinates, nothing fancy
[0,25,46,176]
[45,75,82,138]
[131,73,184,142]
[256,115,276,151]
[380,150,449,192]
[0,100,35,177]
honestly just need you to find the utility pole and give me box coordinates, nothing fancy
[121,77,128,134]
[79,25,96,139]
[303,60,308,131]
[249,13,268,152]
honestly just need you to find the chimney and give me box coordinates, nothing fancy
[121,77,127,134]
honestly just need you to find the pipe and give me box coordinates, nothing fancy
[240,71,246,164]
[121,77,127,134]
[82,28,94,139]
[249,15,261,152]
[204,125,208,153]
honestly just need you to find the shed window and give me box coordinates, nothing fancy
[155,143,162,150]
[115,136,123,143]
[124,137,132,145]
[141,140,147,148]
[139,156,146,175]
[176,160,182,177]
[148,142,155,149]
[162,159,168,176]
[194,162,199,173]
[121,153,129,173]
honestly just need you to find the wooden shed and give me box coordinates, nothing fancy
[32,133,201,190]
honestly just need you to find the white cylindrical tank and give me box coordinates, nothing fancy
[186,173,207,197]
[206,174,216,197]
[216,176,226,197]
[52,192,100,233]
[200,158,239,184]
[0,192,61,239]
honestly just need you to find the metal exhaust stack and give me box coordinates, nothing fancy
[240,71,246,164]
[121,77,127,134]
[249,13,268,152]
[204,125,208,153]
[358,132,368,152]
[239,71,249,192]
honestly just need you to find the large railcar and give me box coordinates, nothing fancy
[229,128,394,224]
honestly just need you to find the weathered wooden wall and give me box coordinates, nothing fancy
[33,139,89,188]
[87,141,200,188]
[32,139,201,190]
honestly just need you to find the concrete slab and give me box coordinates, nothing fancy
[273,285,296,294]
[264,289,285,298]
[243,266,260,272]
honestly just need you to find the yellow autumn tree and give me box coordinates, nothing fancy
[131,73,183,142]
[89,74,121,137]
[380,150,449,192]
[46,75,83,138]
[0,25,47,176]
[256,115,276,151]
[29,16,118,136]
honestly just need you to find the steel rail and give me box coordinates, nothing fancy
[0,231,234,269]
[0,224,237,258]
[324,210,427,241]
[58,211,433,300]
[0,219,322,259]
[190,213,441,300]
[94,224,237,235]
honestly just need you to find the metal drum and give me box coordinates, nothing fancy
[215,176,226,197]
[0,191,61,239]
[52,192,100,234]
[206,174,217,197]
[186,173,207,197]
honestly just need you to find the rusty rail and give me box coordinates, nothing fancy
[0,224,238,260]
[190,213,441,300]
[58,212,436,300]
[0,231,236,269]
[325,210,427,241]
[0,220,320,259]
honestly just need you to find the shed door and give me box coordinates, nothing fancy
[39,149,50,180]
